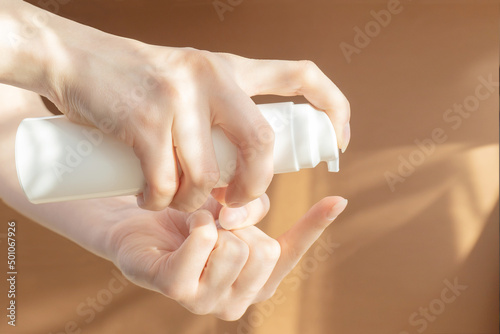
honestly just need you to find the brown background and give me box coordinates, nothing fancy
[1,0,498,333]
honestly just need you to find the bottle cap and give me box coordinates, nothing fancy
[258,102,340,174]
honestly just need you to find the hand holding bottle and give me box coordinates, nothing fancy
[1,1,351,212]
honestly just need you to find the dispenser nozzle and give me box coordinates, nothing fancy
[327,159,339,172]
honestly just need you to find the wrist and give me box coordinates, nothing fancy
[43,196,139,261]
[41,18,146,114]
[0,1,57,95]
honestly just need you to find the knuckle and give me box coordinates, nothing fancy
[170,200,202,213]
[159,80,183,101]
[140,201,164,211]
[125,109,172,138]
[173,180,214,212]
[138,71,181,104]
[235,182,269,204]
[194,226,218,246]
[221,237,249,263]
[217,307,247,321]
[192,51,217,74]
[260,167,274,187]
[168,201,190,213]
[187,199,207,212]
[148,180,177,202]
[254,239,281,263]
[161,281,191,301]
[344,96,351,110]
[281,238,302,262]
[240,167,273,201]
[190,167,220,190]
[187,301,214,316]
[255,121,275,148]
[296,60,320,92]
[333,91,350,116]
[175,48,216,77]
[342,97,351,117]
[130,109,162,132]
[256,288,278,303]
[300,59,319,76]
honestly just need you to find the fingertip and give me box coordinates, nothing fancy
[136,185,167,211]
[224,174,271,209]
[226,201,244,209]
[187,209,216,232]
[218,206,248,230]
[224,180,267,208]
[259,193,270,212]
[219,194,269,230]
[304,196,347,226]
[133,135,178,211]
[211,187,227,205]
[274,196,346,273]
[326,197,348,221]
[340,123,351,153]
[136,193,145,208]
[137,188,158,211]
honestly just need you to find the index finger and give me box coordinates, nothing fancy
[258,196,348,296]
[235,58,351,152]
[213,88,275,207]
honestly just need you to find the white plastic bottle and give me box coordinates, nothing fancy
[15,102,339,204]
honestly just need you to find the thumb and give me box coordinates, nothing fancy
[218,194,270,230]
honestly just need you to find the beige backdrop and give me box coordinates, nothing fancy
[1,0,498,333]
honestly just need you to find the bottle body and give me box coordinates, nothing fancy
[15,102,339,204]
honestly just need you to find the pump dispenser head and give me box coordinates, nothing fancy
[258,102,339,173]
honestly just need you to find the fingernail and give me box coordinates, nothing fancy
[211,188,227,206]
[327,198,348,220]
[136,194,145,208]
[137,185,148,208]
[214,219,222,229]
[341,123,350,153]
[187,210,214,232]
[220,206,248,229]
[227,202,243,208]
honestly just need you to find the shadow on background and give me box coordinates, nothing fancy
[0,1,497,334]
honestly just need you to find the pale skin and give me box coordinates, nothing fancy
[0,0,351,212]
[0,84,348,320]
[0,0,350,319]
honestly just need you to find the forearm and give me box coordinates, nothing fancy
[0,0,119,99]
[0,84,135,259]
[0,0,57,95]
